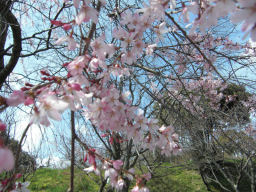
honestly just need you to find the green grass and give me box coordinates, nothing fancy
[27,165,208,192]
[147,165,208,192]
[28,168,99,192]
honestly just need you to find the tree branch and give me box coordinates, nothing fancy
[0,2,22,87]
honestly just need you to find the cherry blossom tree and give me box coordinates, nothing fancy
[1,0,256,191]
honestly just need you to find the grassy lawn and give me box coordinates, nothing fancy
[28,168,99,192]
[27,165,208,192]
[147,165,208,192]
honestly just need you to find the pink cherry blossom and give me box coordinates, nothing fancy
[62,23,72,31]
[87,148,96,168]
[6,90,25,106]
[50,20,64,26]
[89,58,105,72]
[126,168,135,180]
[55,36,77,50]
[113,160,123,170]
[110,66,130,78]
[69,83,81,91]
[186,0,235,34]
[143,173,151,181]
[231,0,256,39]
[91,35,115,59]
[116,179,125,190]
[24,97,34,106]
[140,187,150,192]
[67,55,89,76]
[0,148,14,173]
[75,5,98,25]
[121,51,136,65]
[131,186,140,192]
[146,44,157,55]
[83,166,100,175]
[155,22,169,39]
[104,168,118,183]
[31,95,68,126]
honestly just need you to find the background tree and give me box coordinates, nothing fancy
[154,81,256,191]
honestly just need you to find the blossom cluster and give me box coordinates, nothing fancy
[183,0,256,40]
[2,1,183,190]
[168,74,226,115]
[83,149,153,191]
